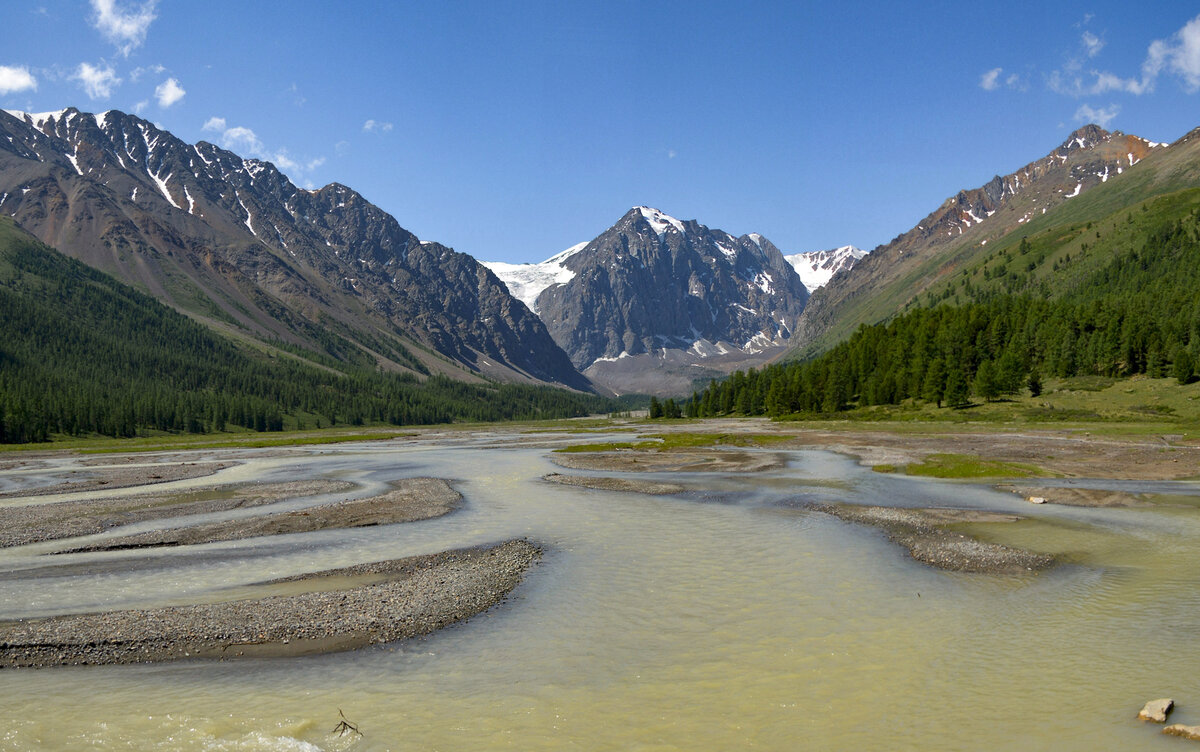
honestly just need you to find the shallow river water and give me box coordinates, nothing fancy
[2,432,1199,750]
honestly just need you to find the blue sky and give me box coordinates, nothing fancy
[2,2,1199,263]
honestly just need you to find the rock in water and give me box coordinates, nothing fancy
[1163,724,1200,740]
[1139,698,1174,722]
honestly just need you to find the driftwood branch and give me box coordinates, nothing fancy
[333,708,362,738]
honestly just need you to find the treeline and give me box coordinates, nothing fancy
[0,234,614,443]
[688,212,1200,418]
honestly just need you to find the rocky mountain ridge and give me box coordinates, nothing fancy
[790,124,1167,355]
[0,107,592,391]
[489,206,810,394]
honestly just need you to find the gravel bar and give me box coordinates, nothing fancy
[0,462,233,499]
[0,539,541,668]
[806,502,1054,574]
[542,473,686,495]
[59,477,461,553]
[0,480,356,549]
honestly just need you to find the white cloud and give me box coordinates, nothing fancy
[980,67,1003,91]
[1050,14,1200,98]
[212,123,325,179]
[1143,14,1200,93]
[334,140,350,156]
[0,65,37,94]
[91,0,158,57]
[128,63,164,82]
[220,126,265,154]
[154,77,184,108]
[72,62,121,99]
[362,119,393,133]
[1074,103,1120,128]
[133,99,148,114]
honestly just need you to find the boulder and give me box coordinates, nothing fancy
[1139,698,1174,723]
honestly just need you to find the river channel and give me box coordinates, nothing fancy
[1,430,1198,750]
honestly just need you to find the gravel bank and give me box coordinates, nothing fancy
[550,449,785,474]
[542,473,686,495]
[805,502,1055,574]
[0,480,356,549]
[59,477,461,553]
[998,484,1149,507]
[0,539,541,668]
[0,462,233,499]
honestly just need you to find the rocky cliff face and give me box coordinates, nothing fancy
[0,107,592,390]
[791,124,1166,353]
[491,207,809,394]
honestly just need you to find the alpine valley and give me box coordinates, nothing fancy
[2,105,1200,438]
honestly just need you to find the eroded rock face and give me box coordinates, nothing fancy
[1139,698,1174,723]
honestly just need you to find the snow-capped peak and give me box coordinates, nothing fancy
[784,245,867,292]
[482,242,584,313]
[747,232,764,248]
[543,240,588,265]
[635,206,686,236]
[4,109,68,131]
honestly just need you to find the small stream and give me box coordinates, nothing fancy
[1,432,1198,750]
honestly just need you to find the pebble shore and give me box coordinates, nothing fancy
[805,502,1054,574]
[0,539,540,668]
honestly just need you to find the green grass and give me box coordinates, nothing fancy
[776,375,1200,435]
[904,453,1045,479]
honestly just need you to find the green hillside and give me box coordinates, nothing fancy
[689,184,1200,419]
[791,127,1200,359]
[0,219,614,443]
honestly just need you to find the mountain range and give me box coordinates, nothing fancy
[486,207,810,394]
[0,107,591,391]
[2,105,1197,427]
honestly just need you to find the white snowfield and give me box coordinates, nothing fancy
[784,245,867,292]
[482,241,587,313]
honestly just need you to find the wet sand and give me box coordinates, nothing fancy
[0,539,540,668]
[59,477,462,553]
[769,427,1200,481]
[804,502,1055,574]
[550,448,786,474]
[542,473,686,495]
[0,461,233,498]
[998,484,1150,508]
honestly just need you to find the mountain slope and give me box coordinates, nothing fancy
[0,107,592,391]
[489,207,810,395]
[0,217,612,442]
[789,124,1168,357]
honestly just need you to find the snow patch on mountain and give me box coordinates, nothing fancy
[483,241,587,313]
[785,245,867,292]
[636,206,685,236]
